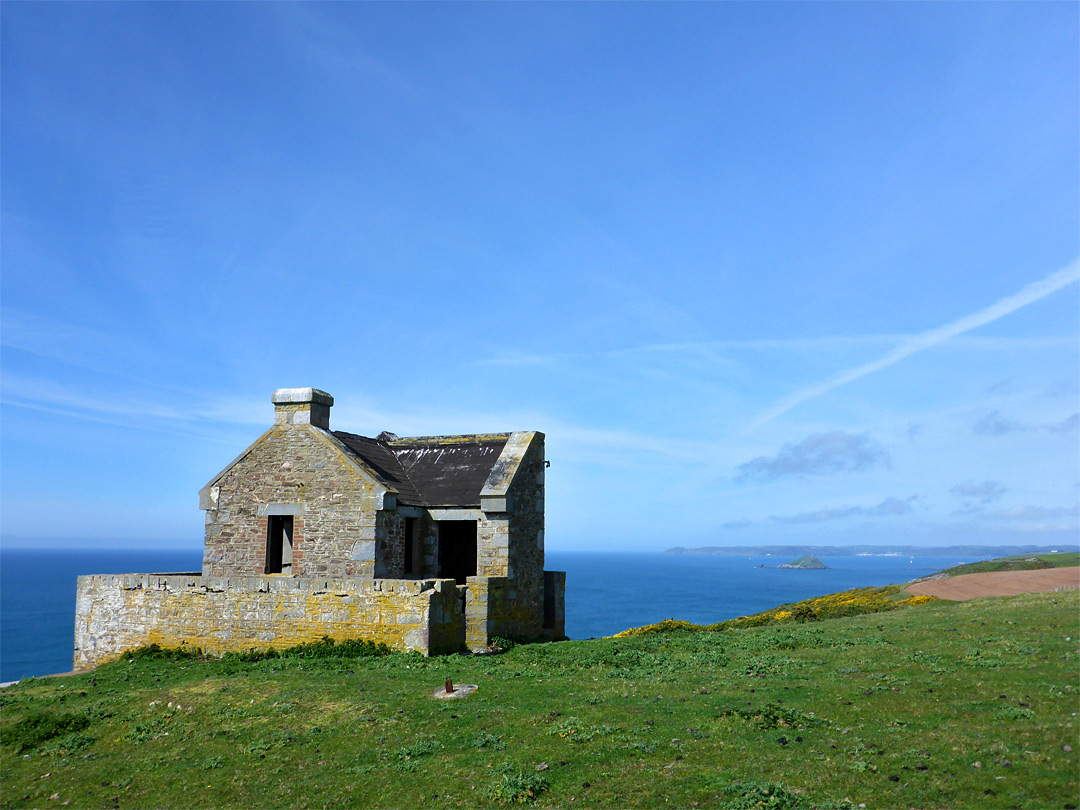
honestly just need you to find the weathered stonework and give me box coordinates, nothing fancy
[74,387,565,669]
[75,573,464,668]
[201,423,393,579]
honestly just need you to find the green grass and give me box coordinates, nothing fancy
[916,551,1080,580]
[1,590,1077,809]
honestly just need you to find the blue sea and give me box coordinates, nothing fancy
[0,548,973,683]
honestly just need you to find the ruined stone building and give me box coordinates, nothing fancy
[74,388,565,669]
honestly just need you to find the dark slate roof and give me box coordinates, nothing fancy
[332,432,423,506]
[332,431,509,508]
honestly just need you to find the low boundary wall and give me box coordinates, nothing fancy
[464,570,565,651]
[74,573,464,670]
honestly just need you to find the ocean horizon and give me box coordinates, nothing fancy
[0,547,977,683]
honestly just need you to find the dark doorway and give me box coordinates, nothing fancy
[265,515,293,574]
[437,520,476,585]
[404,517,417,575]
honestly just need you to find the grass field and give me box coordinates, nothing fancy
[1,588,1077,809]
[914,551,1080,581]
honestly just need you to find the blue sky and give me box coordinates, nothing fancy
[2,2,1077,552]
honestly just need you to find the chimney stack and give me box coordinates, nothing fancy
[272,388,333,430]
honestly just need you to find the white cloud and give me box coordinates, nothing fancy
[736,431,888,481]
[770,495,916,524]
[991,505,1080,521]
[1046,413,1079,434]
[745,258,1080,432]
[950,480,1007,504]
[973,411,1024,436]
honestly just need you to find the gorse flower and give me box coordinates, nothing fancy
[613,586,937,637]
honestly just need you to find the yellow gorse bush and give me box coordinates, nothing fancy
[612,584,937,638]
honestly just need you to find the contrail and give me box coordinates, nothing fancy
[745,258,1080,433]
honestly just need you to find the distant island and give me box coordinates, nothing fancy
[666,544,1077,558]
[755,554,829,570]
[778,555,827,569]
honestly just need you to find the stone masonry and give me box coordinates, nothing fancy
[74,388,565,669]
[75,573,463,669]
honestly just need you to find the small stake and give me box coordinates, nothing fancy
[445,678,455,694]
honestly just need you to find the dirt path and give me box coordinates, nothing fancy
[906,567,1080,601]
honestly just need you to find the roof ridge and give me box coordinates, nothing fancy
[386,433,511,446]
[332,430,512,508]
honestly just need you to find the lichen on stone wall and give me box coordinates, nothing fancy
[74,573,464,669]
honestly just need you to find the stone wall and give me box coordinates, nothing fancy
[375,510,406,578]
[505,435,547,638]
[476,514,510,578]
[74,573,464,670]
[419,512,438,576]
[202,423,391,580]
[464,576,508,651]
[463,569,564,651]
[463,433,555,648]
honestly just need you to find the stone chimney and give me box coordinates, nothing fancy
[272,388,334,430]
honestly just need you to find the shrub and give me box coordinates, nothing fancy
[488,770,548,804]
[397,739,444,759]
[3,711,92,753]
[613,586,938,637]
[220,636,392,662]
[719,780,805,810]
[472,732,506,750]
[119,643,199,662]
[716,704,824,731]
[994,706,1035,720]
[39,731,95,754]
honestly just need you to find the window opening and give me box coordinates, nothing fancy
[437,520,477,585]
[265,515,293,574]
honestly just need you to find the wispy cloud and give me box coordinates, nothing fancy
[0,379,233,444]
[1,310,162,379]
[720,519,752,529]
[476,334,1076,370]
[771,495,916,524]
[990,505,1080,521]
[736,431,888,481]
[950,480,1007,504]
[1046,413,1079,434]
[983,378,1015,396]
[903,422,924,439]
[331,396,715,464]
[745,259,1080,432]
[973,411,1024,436]
[272,4,421,100]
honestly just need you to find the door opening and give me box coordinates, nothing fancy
[404,517,417,575]
[437,520,476,585]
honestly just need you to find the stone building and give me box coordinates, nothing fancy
[74,388,565,669]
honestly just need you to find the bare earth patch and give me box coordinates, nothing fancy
[906,567,1080,601]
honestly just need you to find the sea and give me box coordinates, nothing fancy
[0,548,975,684]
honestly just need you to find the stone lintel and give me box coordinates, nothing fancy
[428,508,482,522]
[480,494,513,514]
[258,503,304,516]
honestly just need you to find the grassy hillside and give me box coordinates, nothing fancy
[2,589,1077,809]
[913,550,1080,581]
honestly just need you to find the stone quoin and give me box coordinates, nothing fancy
[74,388,565,668]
